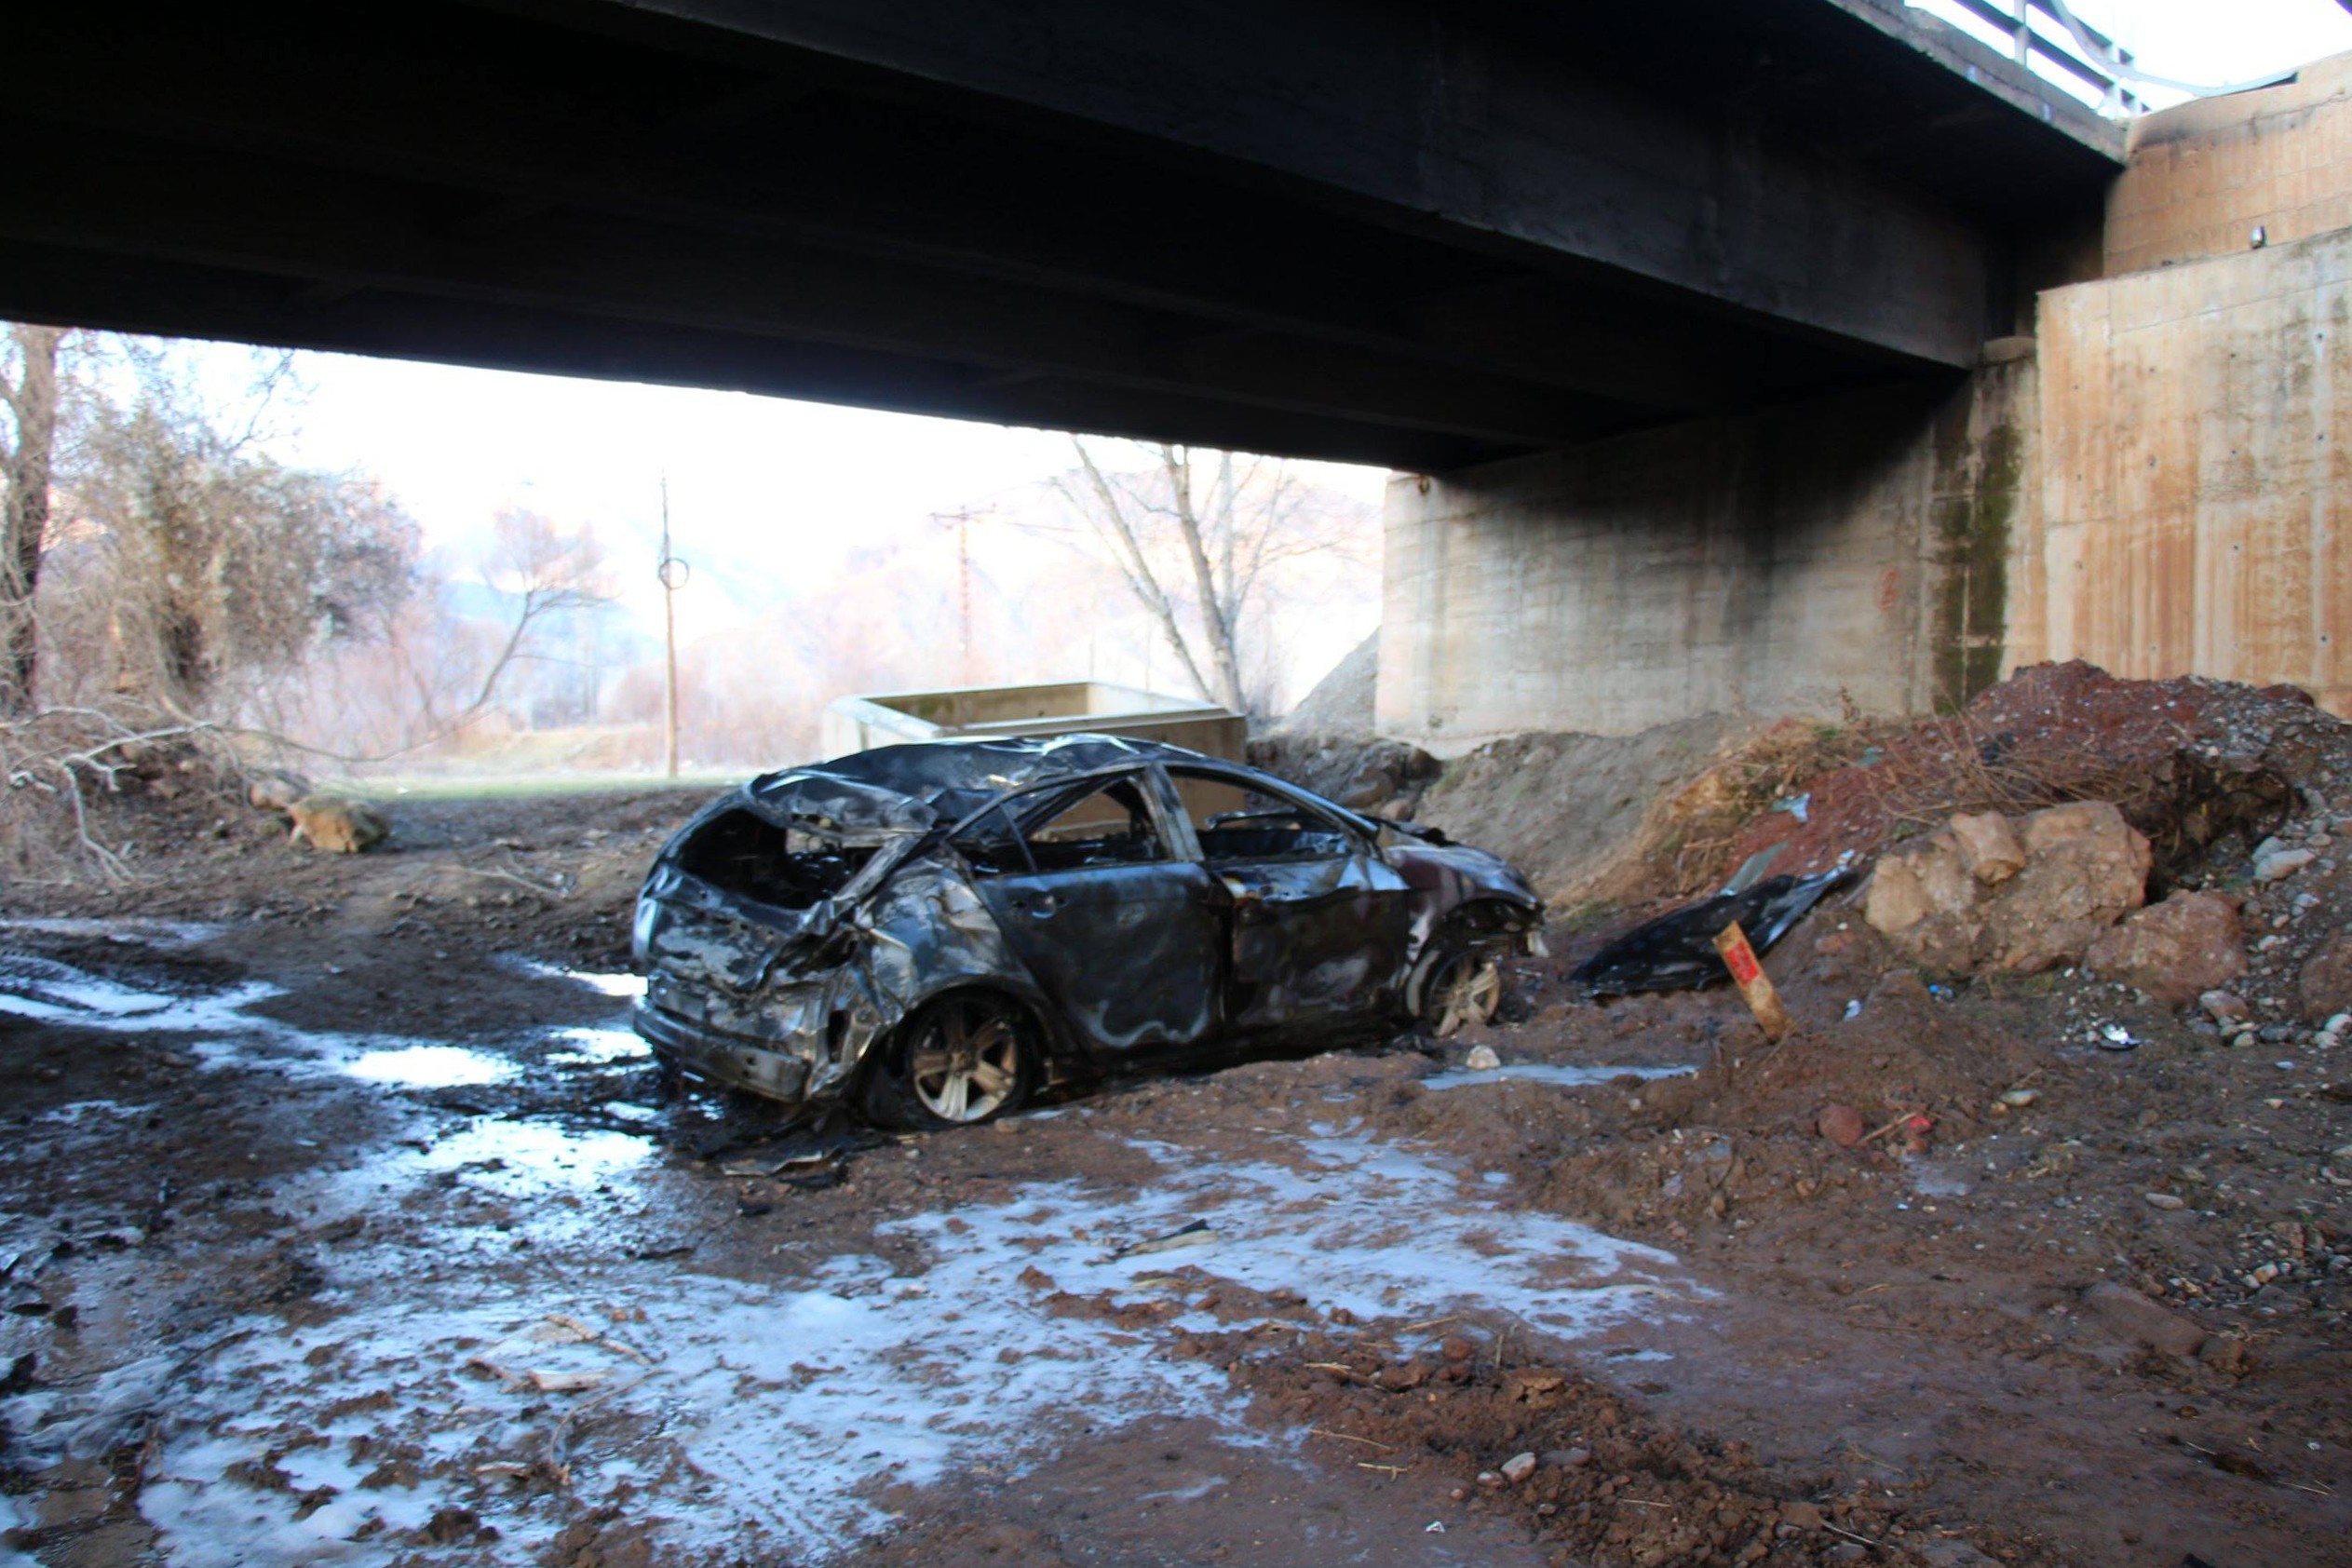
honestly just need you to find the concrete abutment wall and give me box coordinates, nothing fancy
[1378,53,2352,738]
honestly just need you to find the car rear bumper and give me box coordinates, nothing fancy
[632,999,818,1103]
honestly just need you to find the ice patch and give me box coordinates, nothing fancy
[544,1025,649,1064]
[343,1044,519,1088]
[507,957,645,999]
[88,1127,1685,1567]
[0,949,618,1094]
[35,1100,146,1125]
[416,1119,654,1191]
[0,917,222,949]
[1421,1062,1696,1091]
[0,953,279,1029]
[1068,1133,1686,1337]
[1904,1157,1975,1198]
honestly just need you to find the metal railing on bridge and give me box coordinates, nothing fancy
[1923,0,2146,115]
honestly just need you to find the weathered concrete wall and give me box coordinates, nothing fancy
[1378,48,2352,745]
[2107,52,2352,277]
[1377,363,2034,744]
[2014,225,2352,713]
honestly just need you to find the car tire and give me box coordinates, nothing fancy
[861,992,1041,1130]
[1414,913,1507,1038]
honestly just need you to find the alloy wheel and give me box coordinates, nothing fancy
[908,1000,1023,1122]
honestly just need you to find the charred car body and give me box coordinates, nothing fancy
[631,735,1542,1129]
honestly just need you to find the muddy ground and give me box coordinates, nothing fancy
[2,778,2348,1568]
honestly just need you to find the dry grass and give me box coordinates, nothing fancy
[1848,714,2169,835]
[1630,717,1894,897]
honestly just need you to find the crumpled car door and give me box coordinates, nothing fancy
[1160,765,1413,1032]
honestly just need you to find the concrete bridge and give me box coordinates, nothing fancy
[0,0,2115,472]
[8,2,2339,733]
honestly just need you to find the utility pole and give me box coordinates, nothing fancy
[657,477,689,778]
[931,506,995,683]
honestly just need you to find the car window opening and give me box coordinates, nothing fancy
[957,777,1166,874]
[951,801,1037,877]
[1169,769,1354,864]
[678,808,875,909]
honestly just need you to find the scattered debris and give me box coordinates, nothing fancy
[1572,870,1845,995]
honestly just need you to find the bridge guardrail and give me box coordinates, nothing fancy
[1931,0,2146,115]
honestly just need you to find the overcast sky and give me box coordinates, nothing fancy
[193,0,2352,595]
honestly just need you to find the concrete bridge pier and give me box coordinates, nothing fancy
[1376,353,2035,747]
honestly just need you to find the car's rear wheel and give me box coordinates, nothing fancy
[863,993,1039,1129]
[1415,914,1508,1038]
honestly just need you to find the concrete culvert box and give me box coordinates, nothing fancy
[822,681,1245,762]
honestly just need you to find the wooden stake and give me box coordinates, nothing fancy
[1713,920,1793,1041]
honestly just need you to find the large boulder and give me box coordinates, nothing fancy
[287,795,389,854]
[1865,801,2149,975]
[2085,891,2246,1005]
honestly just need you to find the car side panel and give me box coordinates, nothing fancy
[1220,852,1414,1031]
[971,861,1225,1055]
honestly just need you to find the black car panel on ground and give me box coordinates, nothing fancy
[631,735,1541,1127]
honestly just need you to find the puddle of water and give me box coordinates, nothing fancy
[342,1044,519,1089]
[1422,1062,1696,1091]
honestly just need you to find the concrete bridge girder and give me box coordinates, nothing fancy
[0,0,2117,469]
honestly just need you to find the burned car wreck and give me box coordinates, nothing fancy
[632,735,1543,1128]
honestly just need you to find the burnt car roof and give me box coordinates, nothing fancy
[741,733,1221,838]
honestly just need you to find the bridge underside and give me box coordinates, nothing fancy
[0,1,2115,468]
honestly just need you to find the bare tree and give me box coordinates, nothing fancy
[0,324,67,713]
[453,507,614,723]
[59,372,416,713]
[1058,439,1335,714]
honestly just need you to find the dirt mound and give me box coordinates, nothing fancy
[1724,662,2312,888]
[1249,732,1441,816]
[1610,716,1901,899]
[1271,629,1379,737]
[1414,716,1748,907]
